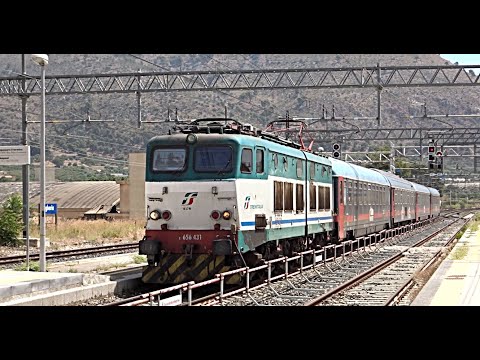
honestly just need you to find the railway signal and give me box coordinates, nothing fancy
[428,145,435,162]
[428,140,435,170]
[436,150,443,171]
[332,143,341,159]
[428,146,435,170]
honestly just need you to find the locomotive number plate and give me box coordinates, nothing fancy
[180,234,202,241]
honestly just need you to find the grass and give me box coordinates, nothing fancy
[93,262,131,272]
[15,261,40,271]
[28,219,145,246]
[132,254,147,264]
[450,244,469,260]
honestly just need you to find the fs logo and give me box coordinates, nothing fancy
[181,192,198,206]
[244,196,251,209]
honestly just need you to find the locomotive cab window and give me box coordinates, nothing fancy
[284,182,294,211]
[273,153,278,169]
[194,146,232,173]
[310,163,315,179]
[283,156,288,171]
[309,183,316,211]
[241,148,253,173]
[296,159,303,178]
[296,183,304,212]
[274,181,283,211]
[256,149,264,174]
[153,147,187,172]
[325,186,331,210]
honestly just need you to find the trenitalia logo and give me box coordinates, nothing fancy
[181,192,198,206]
[244,196,251,209]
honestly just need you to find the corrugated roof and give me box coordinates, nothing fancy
[29,181,119,209]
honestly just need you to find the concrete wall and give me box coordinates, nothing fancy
[128,153,146,220]
[116,180,129,215]
[59,208,89,219]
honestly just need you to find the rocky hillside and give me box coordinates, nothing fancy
[1,54,479,170]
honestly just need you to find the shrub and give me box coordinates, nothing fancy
[15,261,40,271]
[0,194,23,246]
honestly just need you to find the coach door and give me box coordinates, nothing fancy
[334,176,346,240]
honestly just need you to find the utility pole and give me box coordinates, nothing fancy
[31,54,48,272]
[20,54,30,270]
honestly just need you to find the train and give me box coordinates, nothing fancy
[139,118,441,284]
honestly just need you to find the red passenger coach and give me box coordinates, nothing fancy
[428,187,441,217]
[411,182,431,221]
[375,170,416,227]
[331,159,391,242]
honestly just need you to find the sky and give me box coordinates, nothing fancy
[440,54,480,65]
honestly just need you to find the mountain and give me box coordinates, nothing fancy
[1,54,479,175]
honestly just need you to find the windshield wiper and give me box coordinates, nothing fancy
[217,160,231,175]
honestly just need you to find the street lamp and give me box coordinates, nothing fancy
[31,54,49,272]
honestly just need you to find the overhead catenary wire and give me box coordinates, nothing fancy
[127,54,285,121]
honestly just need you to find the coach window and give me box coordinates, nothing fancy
[241,148,253,173]
[340,181,344,204]
[256,149,264,174]
[347,181,351,204]
[353,182,357,206]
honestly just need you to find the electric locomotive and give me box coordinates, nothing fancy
[139,118,335,284]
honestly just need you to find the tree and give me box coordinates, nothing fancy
[0,194,23,246]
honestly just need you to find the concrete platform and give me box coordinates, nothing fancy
[0,270,115,306]
[412,228,480,306]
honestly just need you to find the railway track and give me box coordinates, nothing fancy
[0,242,138,266]
[107,214,472,306]
[305,216,469,306]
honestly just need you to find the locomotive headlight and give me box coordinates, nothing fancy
[149,210,161,220]
[186,133,197,144]
[222,210,232,220]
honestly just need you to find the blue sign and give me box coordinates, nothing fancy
[45,203,57,215]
